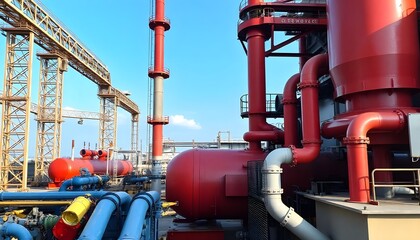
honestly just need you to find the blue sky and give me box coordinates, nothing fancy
[0,0,299,156]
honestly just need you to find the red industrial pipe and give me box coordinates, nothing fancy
[97,150,108,160]
[80,149,98,160]
[291,54,328,164]
[148,0,170,192]
[243,28,284,149]
[343,112,405,203]
[282,73,300,146]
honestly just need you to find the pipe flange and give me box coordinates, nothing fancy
[262,168,282,174]
[290,145,298,166]
[343,136,370,144]
[297,82,319,90]
[281,98,298,105]
[281,207,295,227]
[262,188,283,195]
[393,109,406,129]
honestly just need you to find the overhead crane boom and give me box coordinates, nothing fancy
[0,0,139,115]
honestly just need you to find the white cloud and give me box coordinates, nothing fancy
[170,115,201,130]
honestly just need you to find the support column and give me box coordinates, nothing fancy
[0,28,34,190]
[131,114,139,167]
[34,53,67,185]
[98,94,117,152]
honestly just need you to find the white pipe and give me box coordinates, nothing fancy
[262,148,329,240]
[393,186,415,195]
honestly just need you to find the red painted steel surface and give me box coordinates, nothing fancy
[166,148,347,220]
[48,157,133,184]
[327,0,419,103]
[166,149,267,220]
[282,73,300,146]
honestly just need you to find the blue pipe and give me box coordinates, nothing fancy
[118,191,160,240]
[78,192,132,240]
[0,222,32,240]
[0,191,107,200]
[124,176,149,184]
[59,175,110,191]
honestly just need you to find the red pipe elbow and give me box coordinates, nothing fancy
[344,111,405,203]
[291,54,329,165]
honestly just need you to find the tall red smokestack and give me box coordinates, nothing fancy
[148,0,170,193]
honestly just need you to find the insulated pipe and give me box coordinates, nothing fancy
[263,148,329,240]
[118,191,160,240]
[244,28,284,150]
[0,222,32,240]
[59,175,110,191]
[282,73,300,146]
[0,191,107,200]
[78,192,132,240]
[62,196,92,226]
[291,54,328,164]
[343,111,405,203]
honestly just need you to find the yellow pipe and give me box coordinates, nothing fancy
[161,201,178,208]
[0,200,72,206]
[62,196,92,226]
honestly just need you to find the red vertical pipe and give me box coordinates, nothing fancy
[344,112,404,203]
[149,0,170,192]
[245,28,268,151]
[291,54,328,164]
[282,73,300,146]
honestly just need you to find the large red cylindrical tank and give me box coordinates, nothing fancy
[166,149,348,220]
[327,0,419,103]
[48,158,133,184]
[166,149,267,220]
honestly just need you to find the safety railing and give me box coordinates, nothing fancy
[371,168,420,202]
[240,0,301,10]
[240,93,278,116]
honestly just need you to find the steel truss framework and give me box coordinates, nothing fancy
[0,29,34,190]
[34,53,66,184]
[99,96,117,151]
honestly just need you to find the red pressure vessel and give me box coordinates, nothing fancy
[165,149,267,220]
[48,157,133,185]
[327,0,419,103]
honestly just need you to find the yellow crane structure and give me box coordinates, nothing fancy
[0,0,140,190]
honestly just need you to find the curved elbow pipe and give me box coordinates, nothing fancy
[59,175,110,191]
[263,148,329,240]
[292,54,329,164]
[344,111,405,203]
[282,73,300,146]
[0,222,32,240]
[78,192,132,240]
[118,191,160,240]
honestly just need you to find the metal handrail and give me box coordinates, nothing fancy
[371,168,420,202]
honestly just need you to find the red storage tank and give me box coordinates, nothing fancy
[48,157,133,185]
[327,0,419,106]
[166,149,267,220]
